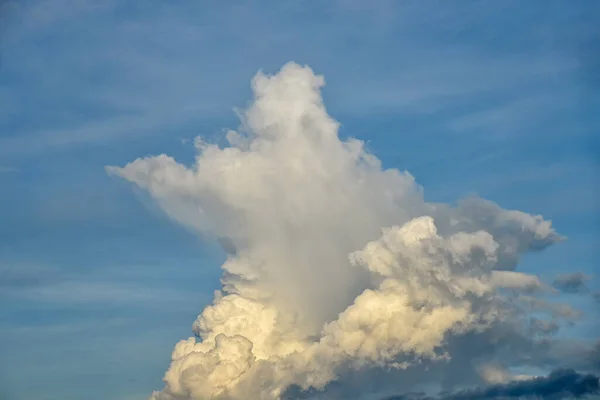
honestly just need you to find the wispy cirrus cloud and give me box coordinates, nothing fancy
[0,263,190,305]
[0,1,587,159]
[0,165,19,173]
[6,280,185,304]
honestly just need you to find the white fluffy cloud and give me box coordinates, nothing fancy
[107,63,578,399]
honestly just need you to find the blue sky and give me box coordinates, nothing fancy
[0,1,599,399]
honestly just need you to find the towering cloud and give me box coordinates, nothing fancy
[107,63,586,399]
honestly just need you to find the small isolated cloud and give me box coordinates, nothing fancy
[553,272,591,294]
[108,63,578,399]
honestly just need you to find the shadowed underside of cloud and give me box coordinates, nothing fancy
[553,273,591,294]
[107,63,591,399]
[384,369,600,400]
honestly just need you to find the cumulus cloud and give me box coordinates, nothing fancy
[553,272,591,294]
[108,63,578,399]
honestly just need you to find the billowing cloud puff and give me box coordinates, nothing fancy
[107,63,586,399]
[163,334,255,399]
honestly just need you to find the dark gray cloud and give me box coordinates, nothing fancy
[530,318,560,335]
[553,272,591,294]
[383,369,599,400]
[587,342,600,373]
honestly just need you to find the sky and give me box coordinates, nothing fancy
[0,1,599,400]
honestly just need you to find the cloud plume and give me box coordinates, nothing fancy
[108,63,581,399]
